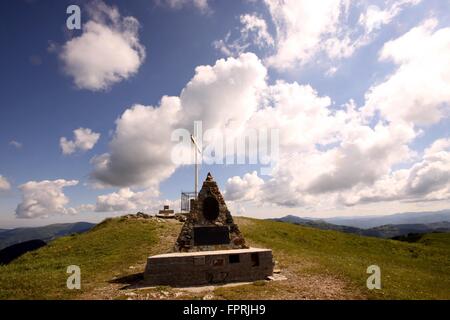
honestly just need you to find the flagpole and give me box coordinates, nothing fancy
[195,144,198,199]
[191,134,200,200]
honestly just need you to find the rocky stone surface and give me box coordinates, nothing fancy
[174,172,247,252]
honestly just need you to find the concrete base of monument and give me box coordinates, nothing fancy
[143,247,274,287]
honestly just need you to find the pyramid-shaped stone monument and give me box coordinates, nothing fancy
[144,173,274,286]
[175,172,247,252]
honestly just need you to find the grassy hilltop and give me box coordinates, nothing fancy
[0,216,449,300]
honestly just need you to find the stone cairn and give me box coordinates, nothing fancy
[174,172,248,252]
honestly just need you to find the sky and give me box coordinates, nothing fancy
[0,0,449,228]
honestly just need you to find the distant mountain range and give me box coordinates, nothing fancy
[0,222,95,250]
[272,211,450,239]
[308,209,450,229]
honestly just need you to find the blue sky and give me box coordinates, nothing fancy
[1,0,449,227]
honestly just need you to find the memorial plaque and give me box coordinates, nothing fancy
[194,226,230,245]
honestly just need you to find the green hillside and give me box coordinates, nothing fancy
[0,216,449,300]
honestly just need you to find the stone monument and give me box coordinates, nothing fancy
[143,172,274,286]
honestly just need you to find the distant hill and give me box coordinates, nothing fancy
[0,215,449,300]
[0,222,95,250]
[364,222,450,238]
[272,215,363,234]
[314,209,450,229]
[0,239,47,265]
[272,215,450,238]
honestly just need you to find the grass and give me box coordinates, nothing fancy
[216,218,450,300]
[0,217,175,299]
[0,216,449,300]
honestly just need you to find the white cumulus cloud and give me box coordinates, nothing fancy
[220,81,421,209]
[94,187,177,213]
[213,13,274,56]
[240,14,274,48]
[60,128,100,155]
[15,179,79,218]
[222,0,420,71]
[90,96,182,188]
[230,117,416,209]
[359,0,422,34]
[341,138,450,205]
[89,43,448,213]
[264,0,350,69]
[59,1,146,91]
[0,175,11,191]
[363,19,450,125]
[159,0,209,13]
[225,171,264,202]
[91,53,267,188]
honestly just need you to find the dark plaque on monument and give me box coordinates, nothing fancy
[194,226,230,245]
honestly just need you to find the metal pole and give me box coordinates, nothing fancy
[195,146,198,199]
[191,133,201,200]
